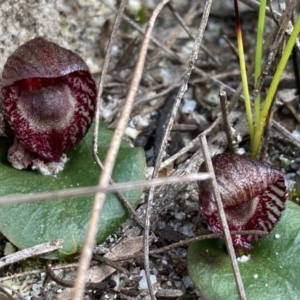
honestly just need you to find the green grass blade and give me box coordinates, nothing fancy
[252,15,300,158]
[234,0,254,144]
[254,0,267,125]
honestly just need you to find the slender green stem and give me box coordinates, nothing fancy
[252,14,300,158]
[234,0,254,144]
[254,0,267,125]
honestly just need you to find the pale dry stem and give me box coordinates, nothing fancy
[0,173,210,205]
[200,135,247,300]
[72,1,171,298]
[72,0,129,298]
[143,1,213,299]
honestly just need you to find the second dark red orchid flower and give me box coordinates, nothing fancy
[198,152,287,249]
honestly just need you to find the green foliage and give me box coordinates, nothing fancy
[188,201,300,300]
[253,0,266,125]
[135,5,148,25]
[236,0,300,158]
[0,123,145,258]
[252,15,300,158]
[235,4,253,143]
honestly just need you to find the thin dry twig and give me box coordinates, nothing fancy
[0,240,63,268]
[254,0,299,96]
[243,0,299,40]
[269,0,280,25]
[0,263,85,284]
[92,254,129,275]
[46,263,115,290]
[0,262,80,282]
[272,119,300,149]
[149,230,267,255]
[149,2,199,65]
[101,0,241,97]
[159,114,222,170]
[225,0,298,112]
[0,173,209,206]
[259,108,274,160]
[93,0,125,156]
[94,0,142,226]
[212,69,241,80]
[167,2,219,65]
[72,1,170,298]
[93,160,144,228]
[91,0,143,228]
[143,1,213,299]
[46,263,78,288]
[219,90,236,153]
[0,286,15,300]
[133,83,180,108]
[112,230,267,261]
[240,0,281,18]
[0,282,25,300]
[72,0,127,300]
[199,135,247,300]
[91,153,144,228]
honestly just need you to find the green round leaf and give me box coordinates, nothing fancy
[0,124,145,258]
[188,201,300,300]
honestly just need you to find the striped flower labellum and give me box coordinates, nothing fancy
[198,152,287,249]
[2,37,97,171]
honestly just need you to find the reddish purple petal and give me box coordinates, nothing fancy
[198,153,287,249]
[2,38,97,162]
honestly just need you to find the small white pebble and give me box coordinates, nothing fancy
[125,127,139,139]
[138,270,157,290]
[111,273,120,291]
[182,99,197,114]
[53,270,61,276]
[236,147,246,155]
[180,224,194,236]
[174,281,182,289]
[174,212,185,221]
[182,276,193,289]
[254,274,258,279]
[292,129,300,140]
[111,45,119,56]
[162,259,168,265]
[275,234,280,239]
[127,0,142,14]
[237,254,251,263]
